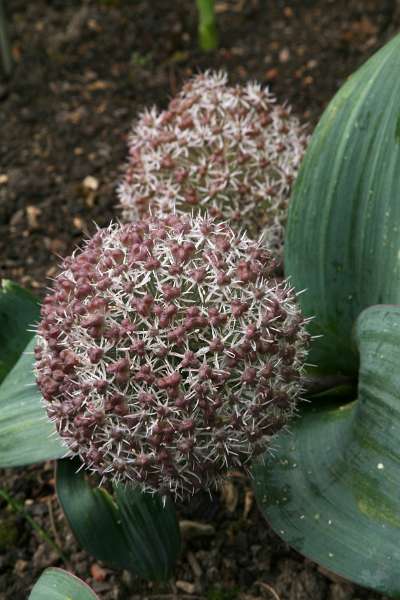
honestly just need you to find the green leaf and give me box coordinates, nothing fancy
[253,304,400,596]
[285,33,400,374]
[57,458,181,581]
[56,458,135,571]
[114,482,181,581]
[0,280,39,383]
[0,337,65,467]
[0,281,64,465]
[29,567,98,600]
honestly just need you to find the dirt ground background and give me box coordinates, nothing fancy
[0,1,399,598]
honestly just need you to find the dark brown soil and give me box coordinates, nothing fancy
[0,1,398,598]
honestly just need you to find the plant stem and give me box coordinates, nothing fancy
[302,373,357,399]
[0,0,13,77]
[196,0,218,52]
[0,488,68,563]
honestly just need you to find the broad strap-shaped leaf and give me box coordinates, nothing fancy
[0,280,39,383]
[114,482,181,581]
[56,458,132,571]
[252,305,400,596]
[29,567,98,600]
[57,458,181,581]
[285,33,400,373]
[0,336,65,466]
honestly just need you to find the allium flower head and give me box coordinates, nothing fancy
[35,214,309,500]
[118,71,308,252]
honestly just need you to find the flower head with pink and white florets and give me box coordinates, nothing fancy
[35,214,309,500]
[118,71,308,254]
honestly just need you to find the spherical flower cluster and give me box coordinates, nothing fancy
[35,215,309,499]
[118,71,308,253]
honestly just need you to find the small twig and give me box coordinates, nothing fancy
[168,65,177,97]
[256,581,282,600]
[47,498,64,554]
[187,551,203,579]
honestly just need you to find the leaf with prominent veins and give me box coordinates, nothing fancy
[253,304,400,597]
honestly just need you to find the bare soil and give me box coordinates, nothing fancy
[0,1,398,598]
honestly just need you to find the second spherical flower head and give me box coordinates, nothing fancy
[118,71,308,254]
